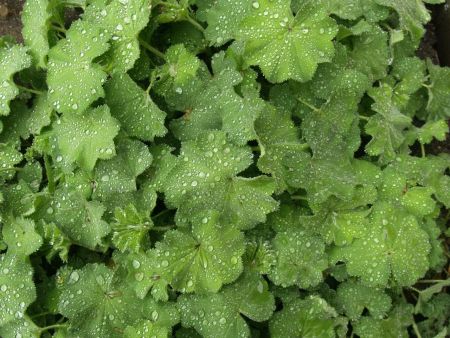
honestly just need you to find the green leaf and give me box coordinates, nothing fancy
[426,61,450,120]
[269,296,342,338]
[417,293,450,338]
[178,270,274,338]
[305,202,371,246]
[364,84,412,162]
[389,57,426,110]
[111,204,153,253]
[52,187,110,250]
[285,153,357,204]
[170,53,263,145]
[40,221,72,263]
[0,254,37,326]
[124,320,169,338]
[155,44,201,96]
[143,212,245,294]
[1,181,37,217]
[237,0,338,83]
[47,20,110,114]
[267,205,328,288]
[401,187,436,217]
[353,303,413,338]
[349,25,389,81]
[0,95,52,146]
[0,315,41,338]
[0,143,23,180]
[84,0,152,73]
[415,120,449,144]
[204,0,252,46]
[332,202,431,287]
[255,104,307,192]
[336,280,392,320]
[53,105,120,172]
[22,0,51,68]
[162,131,278,229]
[105,73,167,141]
[2,217,42,256]
[374,0,435,42]
[0,43,32,116]
[93,137,153,200]
[57,263,178,338]
[269,228,327,289]
[330,0,389,22]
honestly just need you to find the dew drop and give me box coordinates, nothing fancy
[132,260,141,269]
[69,271,80,283]
[257,281,264,293]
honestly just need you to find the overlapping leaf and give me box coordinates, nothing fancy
[162,131,278,229]
[0,44,31,116]
[237,0,338,83]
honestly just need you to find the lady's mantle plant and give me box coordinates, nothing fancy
[0,0,450,337]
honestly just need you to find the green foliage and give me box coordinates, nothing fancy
[0,1,449,337]
[0,43,31,116]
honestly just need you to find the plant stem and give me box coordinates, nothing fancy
[359,115,370,121]
[297,96,320,112]
[44,155,55,194]
[151,225,175,232]
[146,72,157,96]
[31,311,52,319]
[51,24,67,34]
[185,15,205,32]
[152,208,172,220]
[0,167,22,172]
[139,38,166,61]
[420,143,426,158]
[17,85,44,95]
[412,322,422,338]
[291,195,308,201]
[39,323,69,335]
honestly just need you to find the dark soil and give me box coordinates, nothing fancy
[0,0,24,42]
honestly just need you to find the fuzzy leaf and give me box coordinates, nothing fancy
[142,212,245,294]
[178,270,274,338]
[269,296,341,338]
[53,105,120,171]
[237,0,338,83]
[332,202,430,287]
[0,254,37,326]
[0,44,31,116]
[21,0,51,68]
[162,131,278,229]
[47,20,109,114]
